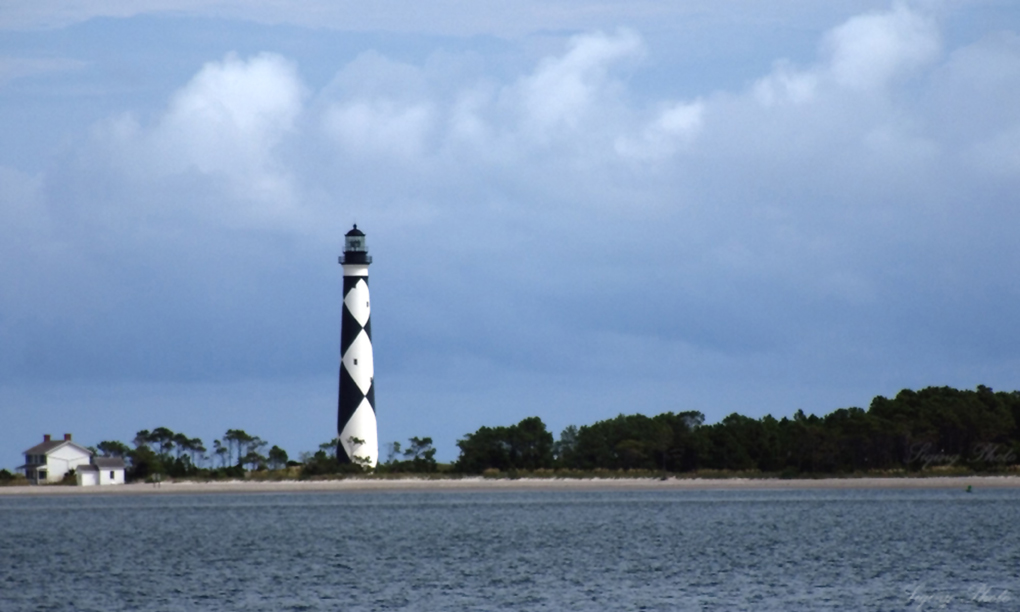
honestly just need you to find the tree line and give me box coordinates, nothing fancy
[455,385,1020,475]
[72,385,1020,481]
[88,427,442,481]
[93,427,290,480]
[301,436,439,476]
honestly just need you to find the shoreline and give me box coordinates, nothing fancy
[1,475,1019,496]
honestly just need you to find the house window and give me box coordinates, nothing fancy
[110,471,115,479]
[39,470,47,481]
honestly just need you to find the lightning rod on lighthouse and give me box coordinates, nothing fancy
[337,224,378,467]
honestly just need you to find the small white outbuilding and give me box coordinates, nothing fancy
[76,457,127,486]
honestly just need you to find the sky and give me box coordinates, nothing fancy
[3,0,1020,468]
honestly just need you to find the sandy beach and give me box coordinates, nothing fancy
[2,475,1019,496]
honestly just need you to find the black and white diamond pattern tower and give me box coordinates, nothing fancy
[337,224,378,467]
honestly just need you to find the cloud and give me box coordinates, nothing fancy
[325,100,434,159]
[752,60,819,107]
[311,30,656,167]
[514,29,643,136]
[62,4,1020,297]
[101,52,306,222]
[753,2,939,107]
[614,100,704,159]
[822,2,940,91]
[74,6,954,226]
[319,53,436,160]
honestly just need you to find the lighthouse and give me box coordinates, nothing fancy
[337,224,378,467]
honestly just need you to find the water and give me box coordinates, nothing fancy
[1,488,1017,611]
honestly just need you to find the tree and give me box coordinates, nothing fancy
[554,425,579,465]
[249,436,268,457]
[301,438,358,476]
[650,422,673,471]
[267,446,289,470]
[189,438,206,467]
[320,438,340,454]
[403,437,437,472]
[615,439,648,469]
[386,441,402,464]
[242,449,267,471]
[213,439,229,468]
[149,427,176,458]
[247,436,268,470]
[172,433,190,460]
[127,445,162,481]
[456,425,512,472]
[97,440,131,458]
[133,430,152,450]
[510,417,554,470]
[345,436,372,468]
[565,414,660,470]
[224,429,253,466]
[456,417,554,473]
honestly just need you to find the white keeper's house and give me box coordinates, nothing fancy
[18,434,126,486]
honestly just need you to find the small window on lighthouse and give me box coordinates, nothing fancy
[353,359,358,365]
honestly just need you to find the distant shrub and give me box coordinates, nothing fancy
[0,470,26,487]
